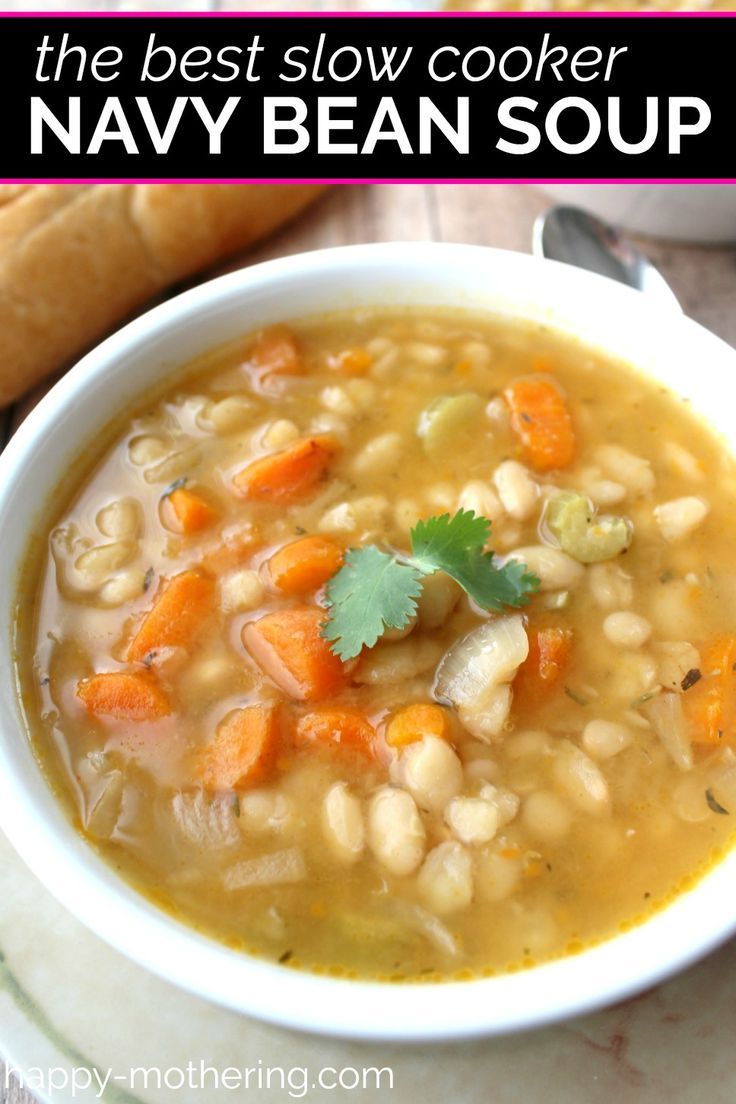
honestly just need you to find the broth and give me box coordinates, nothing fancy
[17,308,736,980]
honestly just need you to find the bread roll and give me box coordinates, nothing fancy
[0,184,324,406]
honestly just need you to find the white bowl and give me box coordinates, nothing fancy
[1,243,736,1042]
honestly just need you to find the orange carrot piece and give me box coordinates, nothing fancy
[515,628,573,697]
[127,570,215,663]
[504,375,576,472]
[166,487,219,534]
[232,436,338,504]
[683,635,736,746]
[77,671,171,721]
[249,325,303,379]
[199,525,260,576]
[385,703,450,748]
[295,707,375,756]
[243,607,347,701]
[268,536,343,595]
[199,704,281,790]
[328,347,372,376]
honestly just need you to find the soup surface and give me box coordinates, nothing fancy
[19,308,736,981]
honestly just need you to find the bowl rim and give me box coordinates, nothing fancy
[2,241,736,1043]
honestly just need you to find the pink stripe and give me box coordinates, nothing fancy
[4,178,735,185]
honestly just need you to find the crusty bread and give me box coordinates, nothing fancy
[0,184,324,406]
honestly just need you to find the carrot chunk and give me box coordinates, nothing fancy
[243,607,347,701]
[515,628,573,698]
[199,704,281,790]
[165,487,219,534]
[504,375,576,472]
[328,347,372,376]
[268,536,343,595]
[295,707,375,756]
[683,635,736,746]
[77,671,171,721]
[249,325,303,379]
[385,703,450,748]
[127,570,215,663]
[232,436,338,504]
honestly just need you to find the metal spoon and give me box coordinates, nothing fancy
[534,205,681,312]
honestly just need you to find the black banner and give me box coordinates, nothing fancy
[1,14,733,181]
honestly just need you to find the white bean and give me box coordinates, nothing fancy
[219,569,265,613]
[128,434,169,465]
[445,795,499,845]
[74,541,137,590]
[478,783,520,827]
[588,562,633,609]
[608,652,659,702]
[653,497,709,543]
[654,641,701,692]
[321,385,356,416]
[587,480,627,507]
[351,433,403,478]
[603,611,652,649]
[322,783,365,865]
[582,720,634,760]
[396,735,464,815]
[239,790,294,833]
[415,572,462,631]
[96,498,142,540]
[485,396,510,429]
[98,568,147,607]
[457,481,505,525]
[185,653,239,696]
[417,842,473,915]
[662,441,705,483]
[595,444,655,495]
[318,502,357,534]
[458,685,513,743]
[522,790,572,842]
[310,412,350,442]
[476,847,522,902]
[404,341,447,367]
[368,787,426,876]
[493,460,539,521]
[355,636,445,686]
[204,396,254,434]
[507,545,584,591]
[459,340,491,366]
[143,444,202,485]
[262,419,299,450]
[553,741,611,816]
[344,378,377,410]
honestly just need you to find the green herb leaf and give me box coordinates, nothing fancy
[321,510,541,661]
[411,510,540,611]
[322,545,423,661]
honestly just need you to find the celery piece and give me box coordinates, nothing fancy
[546,491,631,564]
[417,393,484,454]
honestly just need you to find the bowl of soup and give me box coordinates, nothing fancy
[1,242,736,1041]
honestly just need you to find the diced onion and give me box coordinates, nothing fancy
[172,791,240,850]
[434,615,528,713]
[642,692,692,771]
[223,847,307,891]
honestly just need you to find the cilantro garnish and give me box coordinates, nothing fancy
[322,509,540,661]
